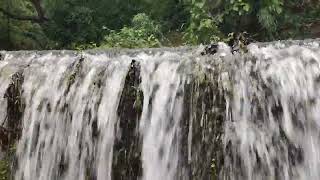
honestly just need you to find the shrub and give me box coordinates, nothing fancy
[101,13,162,48]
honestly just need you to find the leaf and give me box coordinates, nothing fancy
[275,6,282,14]
[243,3,250,12]
[233,6,239,11]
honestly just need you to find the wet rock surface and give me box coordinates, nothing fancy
[201,44,219,56]
[1,71,24,149]
[112,59,143,179]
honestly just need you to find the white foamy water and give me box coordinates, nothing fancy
[0,54,10,126]
[223,43,320,180]
[138,53,186,180]
[14,52,131,180]
[0,40,319,180]
[10,50,189,180]
[0,52,34,126]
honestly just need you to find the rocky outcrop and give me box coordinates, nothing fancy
[112,60,143,179]
[1,71,24,149]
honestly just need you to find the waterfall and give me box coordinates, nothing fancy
[0,39,319,180]
[13,52,132,180]
[223,42,320,180]
[138,53,186,180]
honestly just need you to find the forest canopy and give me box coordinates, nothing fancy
[0,0,319,50]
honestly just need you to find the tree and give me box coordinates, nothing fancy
[0,0,50,50]
[0,0,48,24]
[0,0,319,50]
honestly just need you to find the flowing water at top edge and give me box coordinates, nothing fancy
[7,50,195,180]
[13,52,131,180]
[137,52,189,180]
[1,41,320,180]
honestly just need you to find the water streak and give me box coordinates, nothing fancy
[138,53,186,180]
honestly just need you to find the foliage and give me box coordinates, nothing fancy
[142,0,189,31]
[100,13,162,48]
[276,0,320,39]
[0,0,50,49]
[257,0,283,31]
[42,0,145,48]
[45,5,101,48]
[0,145,16,180]
[211,158,217,180]
[203,0,284,39]
[183,0,223,44]
[0,159,9,180]
[0,0,319,50]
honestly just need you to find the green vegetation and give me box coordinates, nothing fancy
[0,145,16,180]
[0,158,10,180]
[101,13,162,48]
[0,0,319,50]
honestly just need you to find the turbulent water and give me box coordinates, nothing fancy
[0,39,319,180]
[223,41,320,180]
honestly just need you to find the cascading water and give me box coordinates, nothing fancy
[222,41,320,180]
[0,39,319,180]
[14,52,131,180]
[0,60,10,125]
[138,53,186,180]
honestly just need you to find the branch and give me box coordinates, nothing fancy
[30,0,48,22]
[0,8,42,23]
[0,0,48,23]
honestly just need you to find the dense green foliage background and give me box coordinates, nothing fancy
[0,0,319,50]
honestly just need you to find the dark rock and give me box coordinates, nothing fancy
[65,56,85,94]
[228,32,255,54]
[201,44,219,56]
[180,71,225,180]
[0,53,3,61]
[2,70,25,149]
[112,59,143,180]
